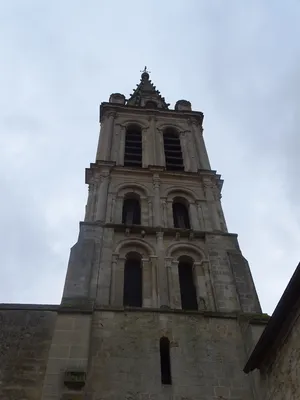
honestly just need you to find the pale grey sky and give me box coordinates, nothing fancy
[0,0,299,314]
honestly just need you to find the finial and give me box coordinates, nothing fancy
[141,66,151,74]
[140,66,150,80]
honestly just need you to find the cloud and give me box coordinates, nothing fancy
[0,0,299,313]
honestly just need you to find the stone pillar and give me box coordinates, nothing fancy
[166,258,181,309]
[148,198,153,226]
[148,116,156,165]
[203,180,220,231]
[142,125,153,167]
[196,201,205,230]
[117,125,126,166]
[193,261,208,310]
[191,120,211,170]
[96,112,115,161]
[114,256,125,306]
[141,197,148,226]
[84,180,96,222]
[153,176,162,227]
[142,258,152,307]
[110,253,119,305]
[167,199,174,228]
[105,193,113,223]
[156,127,165,166]
[150,256,158,307]
[111,123,121,164]
[156,232,169,308]
[189,202,200,230]
[201,260,217,311]
[161,198,168,227]
[114,196,123,224]
[41,314,92,400]
[95,174,110,222]
[186,130,198,172]
[180,131,190,171]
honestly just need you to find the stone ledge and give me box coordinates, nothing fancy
[93,305,268,321]
[0,303,59,311]
[79,221,238,239]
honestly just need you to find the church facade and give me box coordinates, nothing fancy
[0,70,268,400]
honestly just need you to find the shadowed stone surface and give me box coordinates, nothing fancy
[0,308,56,400]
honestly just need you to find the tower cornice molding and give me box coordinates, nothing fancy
[99,102,204,125]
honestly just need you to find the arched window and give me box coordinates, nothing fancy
[122,195,141,225]
[124,125,142,167]
[172,200,190,229]
[160,337,172,385]
[178,256,198,310]
[163,128,184,171]
[123,252,142,307]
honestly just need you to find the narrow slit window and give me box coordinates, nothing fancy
[124,125,142,167]
[163,129,184,171]
[160,337,172,385]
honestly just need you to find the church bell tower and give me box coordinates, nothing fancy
[41,68,264,400]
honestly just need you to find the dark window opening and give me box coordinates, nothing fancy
[122,197,141,225]
[123,255,142,307]
[160,337,172,385]
[178,261,198,310]
[124,126,142,167]
[163,129,184,171]
[145,100,157,109]
[173,202,190,229]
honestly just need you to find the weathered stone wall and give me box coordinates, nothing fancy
[260,308,300,400]
[86,310,255,400]
[0,306,57,400]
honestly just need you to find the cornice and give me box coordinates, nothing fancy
[99,102,204,125]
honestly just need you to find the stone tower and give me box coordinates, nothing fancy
[41,69,266,400]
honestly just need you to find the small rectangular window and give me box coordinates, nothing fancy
[160,337,172,385]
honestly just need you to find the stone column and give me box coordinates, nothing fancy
[111,123,121,164]
[156,232,169,308]
[203,180,220,231]
[191,120,211,170]
[117,125,126,166]
[180,131,190,171]
[201,260,217,311]
[110,253,119,305]
[142,258,152,307]
[189,202,200,230]
[84,180,96,222]
[96,112,115,161]
[161,198,167,227]
[114,256,126,306]
[114,196,123,224]
[150,256,158,307]
[166,258,181,309]
[196,201,205,230]
[148,116,156,165]
[193,261,208,310]
[153,176,162,227]
[186,130,198,172]
[141,197,148,226]
[148,198,153,226]
[166,199,174,228]
[95,174,110,222]
[156,127,165,166]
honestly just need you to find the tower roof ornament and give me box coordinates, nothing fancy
[127,67,170,109]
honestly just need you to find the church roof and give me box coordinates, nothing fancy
[244,262,300,373]
[127,67,170,109]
